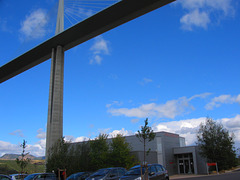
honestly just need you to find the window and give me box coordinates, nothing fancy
[0,177,11,180]
[109,169,118,178]
[149,166,157,174]
[161,166,166,171]
[183,154,188,158]
[118,169,126,176]
[156,165,163,172]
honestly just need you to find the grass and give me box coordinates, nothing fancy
[0,160,45,175]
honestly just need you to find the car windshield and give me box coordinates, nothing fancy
[67,172,84,180]
[24,174,39,180]
[125,167,145,176]
[11,174,28,180]
[91,169,110,177]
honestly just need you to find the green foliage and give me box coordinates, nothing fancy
[136,118,155,165]
[46,137,71,173]
[16,140,31,173]
[109,134,137,169]
[89,134,110,171]
[46,134,137,175]
[197,117,238,171]
[68,142,91,172]
[46,137,93,175]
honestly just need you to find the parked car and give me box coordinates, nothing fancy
[66,172,91,180]
[0,175,11,180]
[33,173,57,180]
[24,173,41,180]
[120,164,169,180]
[10,174,28,180]
[86,167,126,180]
[25,173,56,180]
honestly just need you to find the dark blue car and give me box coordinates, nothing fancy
[24,173,57,180]
[0,175,11,180]
[66,172,91,180]
[120,164,169,180]
[86,167,126,180]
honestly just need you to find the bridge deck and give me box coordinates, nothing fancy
[0,0,175,83]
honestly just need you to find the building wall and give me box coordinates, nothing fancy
[124,132,181,175]
[174,146,198,174]
[71,131,206,176]
[161,132,180,175]
[130,151,158,164]
[173,146,208,175]
[195,147,208,174]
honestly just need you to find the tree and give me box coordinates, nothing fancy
[16,140,31,173]
[46,137,71,173]
[46,137,92,176]
[46,134,139,174]
[69,141,91,172]
[197,117,238,171]
[110,134,137,169]
[136,118,156,166]
[89,134,110,171]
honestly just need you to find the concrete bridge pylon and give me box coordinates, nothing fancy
[46,0,64,160]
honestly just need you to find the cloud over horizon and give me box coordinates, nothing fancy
[1,114,239,157]
[107,93,210,119]
[205,94,240,110]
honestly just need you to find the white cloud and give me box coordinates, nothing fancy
[9,130,24,137]
[153,117,205,137]
[64,135,89,142]
[1,129,47,157]
[26,139,46,157]
[109,128,134,138]
[189,92,211,100]
[36,128,46,139]
[20,9,49,40]
[108,97,193,119]
[0,141,21,156]
[89,36,110,65]
[65,128,133,142]
[220,115,240,130]
[152,115,240,148]
[75,136,89,142]
[0,139,46,157]
[177,0,233,13]
[180,9,210,31]
[90,55,102,65]
[218,115,240,147]
[176,0,235,31]
[205,94,240,110]
[108,93,210,119]
[1,114,238,157]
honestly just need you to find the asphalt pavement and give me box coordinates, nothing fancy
[170,168,240,180]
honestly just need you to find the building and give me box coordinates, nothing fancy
[124,131,207,175]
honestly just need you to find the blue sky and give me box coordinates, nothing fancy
[0,0,240,157]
